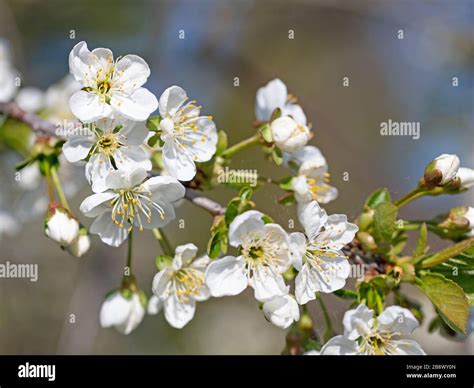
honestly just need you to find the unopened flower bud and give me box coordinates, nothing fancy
[439,206,474,236]
[45,204,80,246]
[270,116,310,152]
[66,228,91,258]
[424,154,460,187]
[263,295,300,329]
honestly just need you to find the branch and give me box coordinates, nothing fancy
[0,101,226,216]
[0,102,58,136]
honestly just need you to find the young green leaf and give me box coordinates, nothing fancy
[416,272,469,334]
[373,202,398,242]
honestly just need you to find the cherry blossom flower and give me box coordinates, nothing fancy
[255,78,307,125]
[205,210,291,302]
[286,146,338,204]
[148,244,210,329]
[100,289,146,335]
[68,41,158,122]
[80,167,184,247]
[270,116,310,153]
[63,117,151,193]
[290,201,358,305]
[157,86,218,181]
[44,205,80,246]
[262,294,300,329]
[321,304,425,355]
[424,154,460,185]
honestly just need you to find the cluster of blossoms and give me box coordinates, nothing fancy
[2,38,474,356]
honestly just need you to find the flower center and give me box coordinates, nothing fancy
[359,332,395,355]
[97,133,120,156]
[97,79,112,95]
[306,173,331,200]
[110,187,165,231]
[248,245,264,259]
[173,268,205,303]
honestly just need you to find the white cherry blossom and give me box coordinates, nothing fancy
[63,116,151,193]
[270,116,310,153]
[290,201,358,305]
[425,154,460,185]
[158,86,218,181]
[255,78,307,125]
[44,205,80,246]
[262,294,300,329]
[80,167,184,247]
[287,146,338,204]
[68,41,158,122]
[321,304,425,355]
[100,290,146,335]
[148,244,210,329]
[205,210,291,302]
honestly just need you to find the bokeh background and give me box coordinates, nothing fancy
[0,0,473,354]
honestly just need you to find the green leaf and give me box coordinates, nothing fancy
[373,202,398,242]
[357,276,390,314]
[333,289,358,300]
[365,188,391,209]
[278,193,296,206]
[239,186,253,201]
[412,223,428,262]
[224,199,239,226]
[216,130,228,156]
[261,214,274,224]
[419,237,474,269]
[430,246,474,305]
[155,255,173,271]
[207,231,223,259]
[416,272,469,334]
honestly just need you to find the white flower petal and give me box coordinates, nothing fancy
[145,176,185,203]
[289,232,306,271]
[316,214,358,250]
[255,78,288,121]
[86,154,113,193]
[390,339,426,355]
[297,201,328,241]
[80,191,116,218]
[343,304,375,340]
[70,90,112,122]
[251,268,288,302]
[377,306,419,335]
[162,141,197,181]
[159,85,187,117]
[205,256,248,297]
[63,135,94,163]
[111,87,158,121]
[147,295,164,315]
[114,54,150,92]
[90,211,130,247]
[181,117,218,162]
[228,210,265,247]
[113,147,152,172]
[100,291,131,328]
[105,167,147,190]
[295,264,317,305]
[263,295,300,329]
[152,269,173,297]
[164,294,196,329]
[320,335,359,355]
[175,243,198,265]
[283,103,307,125]
[119,120,149,146]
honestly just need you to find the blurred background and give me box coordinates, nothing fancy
[0,0,472,354]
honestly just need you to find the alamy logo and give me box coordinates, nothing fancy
[18,362,56,382]
[0,261,38,282]
[380,119,420,140]
[216,166,258,187]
